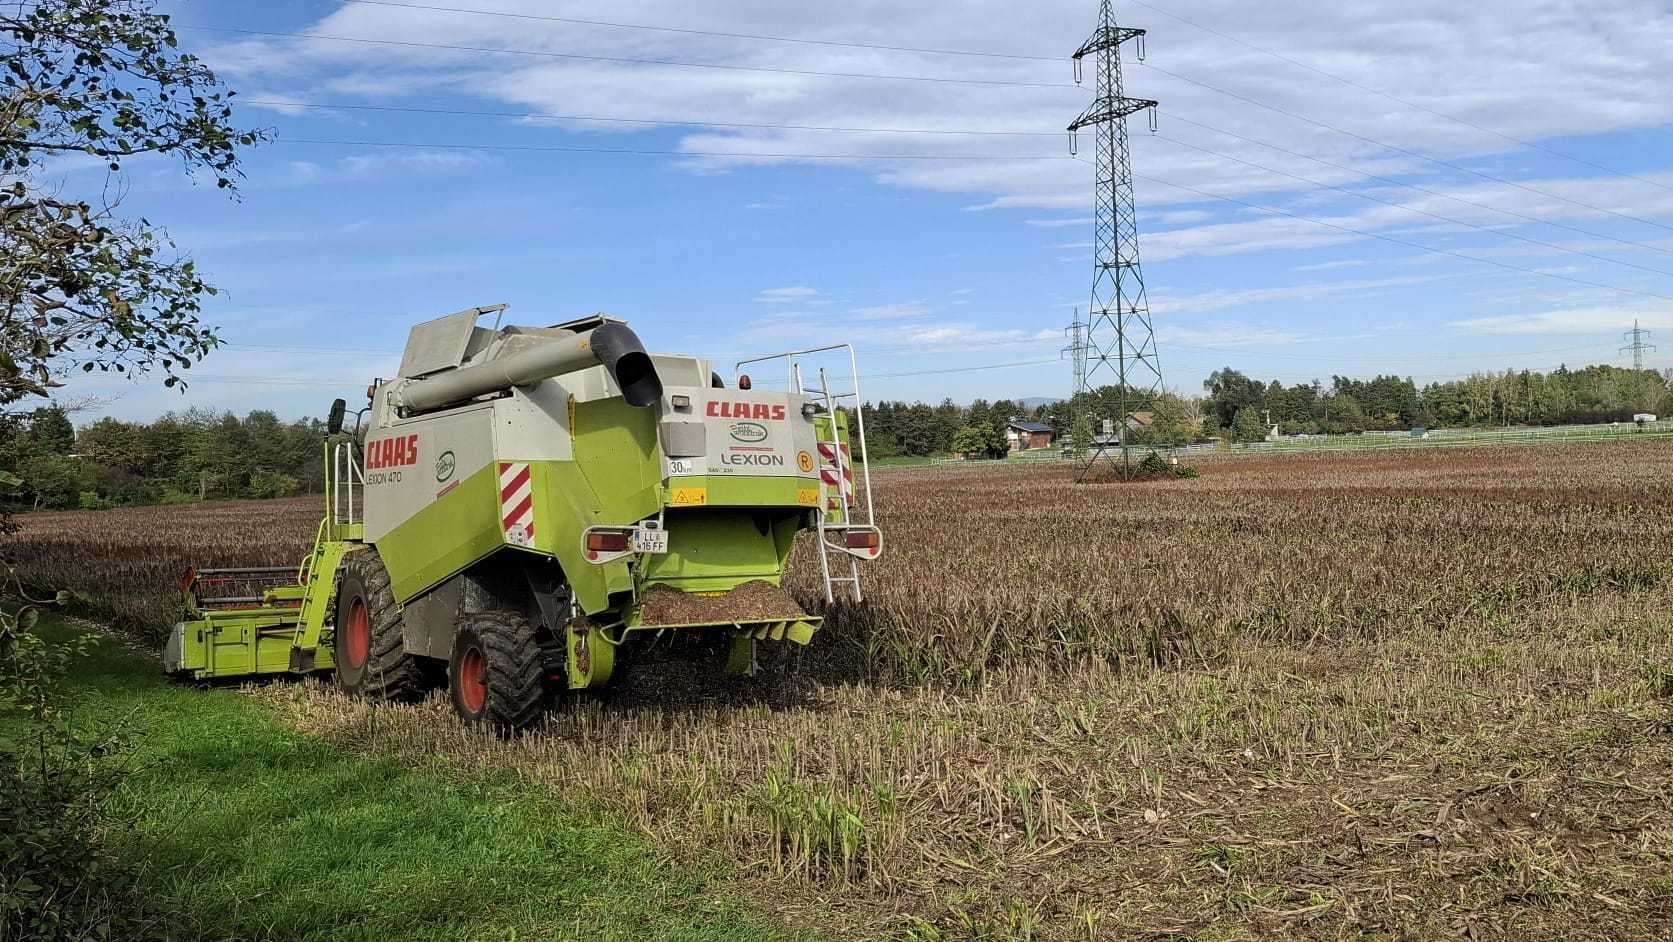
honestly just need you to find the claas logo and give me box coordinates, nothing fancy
[366,434,420,470]
[706,401,786,421]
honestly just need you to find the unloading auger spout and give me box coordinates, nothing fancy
[391,321,663,415]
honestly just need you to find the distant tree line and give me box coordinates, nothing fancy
[865,361,1673,457]
[1203,363,1673,441]
[864,389,1201,458]
[6,361,1669,508]
[2,406,325,510]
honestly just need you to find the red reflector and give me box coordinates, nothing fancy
[844,531,879,550]
[586,531,629,552]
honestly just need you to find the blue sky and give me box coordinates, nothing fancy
[45,0,1673,420]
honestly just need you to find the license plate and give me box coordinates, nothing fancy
[631,528,669,554]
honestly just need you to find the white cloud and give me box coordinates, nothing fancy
[201,0,1673,246]
[852,302,930,320]
[243,93,312,117]
[1293,259,1369,272]
[1145,209,1214,226]
[1150,274,1456,315]
[756,286,819,304]
[337,149,491,177]
[1451,304,1673,336]
[1159,323,1310,348]
[285,161,323,184]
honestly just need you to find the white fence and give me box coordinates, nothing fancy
[928,420,1673,466]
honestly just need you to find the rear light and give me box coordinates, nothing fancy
[844,530,880,551]
[586,531,630,553]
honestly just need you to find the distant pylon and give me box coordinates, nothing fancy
[1068,0,1159,481]
[1621,319,1655,370]
[1061,309,1087,458]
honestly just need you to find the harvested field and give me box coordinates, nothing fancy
[10,441,1673,940]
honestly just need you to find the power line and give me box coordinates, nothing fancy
[1161,114,1673,260]
[275,136,1061,161]
[249,95,1673,260]
[259,133,1673,304]
[224,333,1622,367]
[180,356,1067,389]
[180,25,1079,90]
[328,0,1673,213]
[338,0,1061,62]
[1162,340,1618,364]
[243,99,1060,138]
[195,15,1673,236]
[194,24,1673,246]
[1126,0,1673,196]
[1131,58,1673,237]
[180,339,1636,390]
[245,96,1673,261]
[259,133,1673,303]
[1145,132,1673,279]
[1096,158,1673,304]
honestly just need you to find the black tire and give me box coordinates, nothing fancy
[334,548,428,703]
[448,610,545,733]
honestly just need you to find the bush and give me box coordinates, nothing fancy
[75,491,113,511]
[247,471,300,500]
[1,610,166,940]
[1135,451,1199,479]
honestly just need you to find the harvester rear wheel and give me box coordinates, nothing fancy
[334,549,428,703]
[448,610,545,733]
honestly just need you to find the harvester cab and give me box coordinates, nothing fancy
[164,305,881,730]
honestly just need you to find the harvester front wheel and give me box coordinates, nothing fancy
[448,611,545,733]
[334,549,427,703]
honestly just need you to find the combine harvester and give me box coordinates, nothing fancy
[165,306,881,730]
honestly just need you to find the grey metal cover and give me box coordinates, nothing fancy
[398,305,507,379]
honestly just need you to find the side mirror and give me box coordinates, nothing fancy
[327,398,347,435]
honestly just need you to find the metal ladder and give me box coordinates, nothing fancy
[810,367,862,603]
[329,440,365,534]
[803,356,876,604]
[736,343,878,604]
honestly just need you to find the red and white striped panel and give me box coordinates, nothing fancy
[499,462,535,545]
[818,442,854,509]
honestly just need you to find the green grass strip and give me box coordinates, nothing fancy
[10,618,788,942]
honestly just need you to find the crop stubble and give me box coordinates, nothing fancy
[10,441,1673,940]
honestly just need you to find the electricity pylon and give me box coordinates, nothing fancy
[1068,0,1159,481]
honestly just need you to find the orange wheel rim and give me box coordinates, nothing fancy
[458,646,487,714]
[344,598,370,669]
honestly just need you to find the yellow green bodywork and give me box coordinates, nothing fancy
[170,402,851,683]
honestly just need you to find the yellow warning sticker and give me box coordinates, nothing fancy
[671,487,708,506]
[796,488,820,507]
